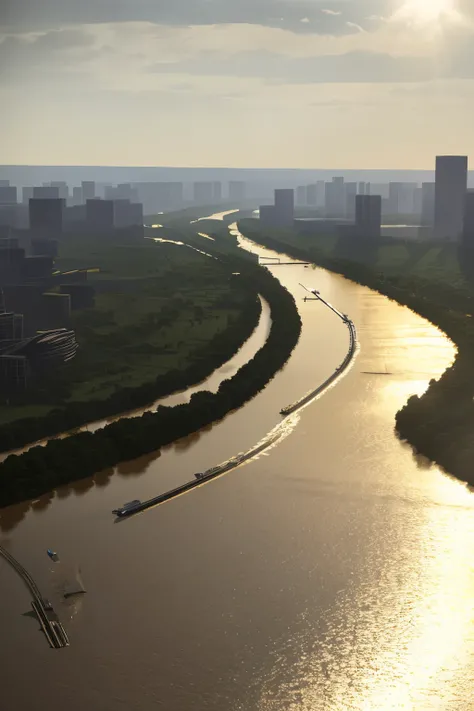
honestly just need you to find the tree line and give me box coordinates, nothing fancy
[238,220,474,488]
[0,249,302,508]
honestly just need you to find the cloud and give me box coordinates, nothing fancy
[0,28,97,76]
[147,48,435,84]
[0,0,389,36]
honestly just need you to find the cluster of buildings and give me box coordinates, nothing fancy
[0,180,248,231]
[0,180,145,239]
[260,155,473,243]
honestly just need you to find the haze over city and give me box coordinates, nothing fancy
[2,0,474,168]
[3,3,474,711]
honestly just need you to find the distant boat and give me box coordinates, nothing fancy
[47,549,59,562]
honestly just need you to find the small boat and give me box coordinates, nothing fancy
[47,549,59,562]
[112,499,141,516]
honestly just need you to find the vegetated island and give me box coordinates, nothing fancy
[238,218,474,487]
[0,231,261,452]
[0,222,302,508]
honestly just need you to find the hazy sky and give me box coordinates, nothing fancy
[1,0,473,168]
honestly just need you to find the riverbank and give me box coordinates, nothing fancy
[238,219,474,486]
[0,238,302,508]
[0,235,262,452]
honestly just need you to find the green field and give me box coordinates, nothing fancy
[0,234,253,423]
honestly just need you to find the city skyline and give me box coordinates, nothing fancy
[2,0,474,168]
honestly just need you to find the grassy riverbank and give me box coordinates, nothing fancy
[0,233,261,448]
[238,219,474,487]
[0,231,302,508]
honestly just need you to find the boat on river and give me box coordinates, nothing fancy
[112,500,141,516]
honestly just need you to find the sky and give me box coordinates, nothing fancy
[1,0,474,169]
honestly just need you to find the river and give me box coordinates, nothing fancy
[1,215,473,711]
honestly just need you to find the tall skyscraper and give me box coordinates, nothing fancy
[355,195,382,239]
[462,190,474,245]
[274,189,294,226]
[435,156,468,240]
[421,182,435,225]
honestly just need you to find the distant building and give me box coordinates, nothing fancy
[325,177,345,217]
[296,186,307,206]
[274,189,294,227]
[355,195,382,239]
[82,181,96,201]
[421,183,435,225]
[134,182,183,213]
[31,239,59,258]
[113,199,143,228]
[22,187,35,204]
[212,182,222,202]
[306,184,318,206]
[50,182,69,200]
[435,156,468,240]
[0,180,10,187]
[29,198,64,235]
[71,186,83,206]
[228,181,246,202]
[344,182,358,219]
[0,186,17,204]
[259,205,276,226]
[33,186,60,199]
[462,190,474,245]
[358,182,367,196]
[86,199,114,230]
[193,182,214,204]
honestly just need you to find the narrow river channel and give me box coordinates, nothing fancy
[1,214,473,711]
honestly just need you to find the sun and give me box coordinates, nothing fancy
[396,0,460,24]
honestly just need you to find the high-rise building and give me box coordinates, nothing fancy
[388,182,402,214]
[86,199,114,230]
[51,182,69,200]
[0,186,17,204]
[22,187,34,204]
[82,181,96,201]
[259,205,276,225]
[33,186,60,199]
[306,184,318,206]
[296,186,307,206]
[71,186,83,205]
[274,189,294,226]
[358,182,367,196]
[435,155,468,241]
[0,180,10,187]
[462,190,474,245]
[355,195,382,239]
[344,182,358,219]
[421,182,435,224]
[29,198,64,234]
[325,177,345,217]
[228,181,246,202]
[413,187,423,216]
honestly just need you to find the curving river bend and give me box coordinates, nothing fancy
[1,216,473,711]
